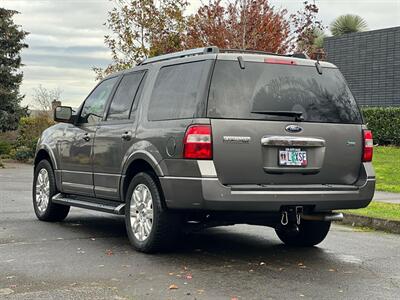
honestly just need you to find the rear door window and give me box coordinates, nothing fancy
[148,61,209,121]
[107,71,145,120]
[208,60,362,124]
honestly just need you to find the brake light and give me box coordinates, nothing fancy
[362,130,373,162]
[264,58,296,65]
[183,125,212,159]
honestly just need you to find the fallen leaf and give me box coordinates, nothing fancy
[0,288,14,296]
[169,284,178,290]
[186,274,193,280]
[106,249,113,256]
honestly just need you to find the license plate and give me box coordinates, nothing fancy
[279,148,307,166]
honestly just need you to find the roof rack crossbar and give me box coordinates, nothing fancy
[140,46,219,65]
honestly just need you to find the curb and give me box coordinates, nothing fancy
[341,213,400,234]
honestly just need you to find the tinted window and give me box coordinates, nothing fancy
[148,61,207,121]
[80,77,118,124]
[208,61,362,124]
[107,71,145,120]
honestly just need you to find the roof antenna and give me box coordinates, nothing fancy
[315,50,323,74]
[237,56,245,69]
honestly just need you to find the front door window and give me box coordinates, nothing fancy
[79,77,118,125]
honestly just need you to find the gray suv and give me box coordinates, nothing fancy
[33,47,375,252]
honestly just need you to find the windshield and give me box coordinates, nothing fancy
[207,60,362,124]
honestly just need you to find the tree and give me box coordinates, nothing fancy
[330,14,367,36]
[186,0,292,54]
[0,8,28,132]
[96,0,324,79]
[32,85,62,112]
[94,0,188,80]
[290,1,325,57]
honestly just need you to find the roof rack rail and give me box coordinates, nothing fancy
[289,53,310,59]
[220,48,287,57]
[221,48,309,59]
[139,46,219,65]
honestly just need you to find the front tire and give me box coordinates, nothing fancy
[275,220,331,247]
[125,172,181,253]
[33,160,70,221]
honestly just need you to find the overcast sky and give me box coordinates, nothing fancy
[2,0,400,108]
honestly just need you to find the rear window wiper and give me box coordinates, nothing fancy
[251,110,304,121]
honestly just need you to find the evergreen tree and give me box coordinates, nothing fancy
[0,8,28,132]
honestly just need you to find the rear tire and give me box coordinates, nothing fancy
[125,172,181,253]
[33,160,70,222]
[275,220,331,247]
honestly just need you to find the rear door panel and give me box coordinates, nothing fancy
[211,119,362,185]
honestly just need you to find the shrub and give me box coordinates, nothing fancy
[0,140,12,155]
[361,107,400,146]
[13,146,33,162]
[14,116,55,160]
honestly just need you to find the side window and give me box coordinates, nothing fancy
[79,77,118,124]
[148,61,207,121]
[107,71,145,121]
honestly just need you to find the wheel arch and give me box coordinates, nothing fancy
[34,147,57,170]
[120,152,165,206]
[34,147,62,192]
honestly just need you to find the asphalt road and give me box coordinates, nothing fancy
[1,163,400,300]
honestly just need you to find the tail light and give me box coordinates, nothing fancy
[183,125,212,159]
[362,129,373,162]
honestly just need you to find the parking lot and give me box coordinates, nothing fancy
[1,163,400,299]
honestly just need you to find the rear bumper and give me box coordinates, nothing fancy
[159,163,375,212]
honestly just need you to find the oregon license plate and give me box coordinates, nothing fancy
[279,148,308,166]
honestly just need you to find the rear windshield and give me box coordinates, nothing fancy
[208,60,362,124]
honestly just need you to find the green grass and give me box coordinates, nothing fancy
[345,202,400,222]
[373,146,400,193]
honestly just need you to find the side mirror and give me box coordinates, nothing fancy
[54,106,73,123]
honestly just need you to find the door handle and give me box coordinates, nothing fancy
[83,133,91,142]
[121,131,132,141]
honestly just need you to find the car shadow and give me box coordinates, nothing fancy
[59,212,332,266]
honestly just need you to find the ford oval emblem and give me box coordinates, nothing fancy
[285,125,303,133]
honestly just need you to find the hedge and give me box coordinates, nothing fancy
[361,107,400,146]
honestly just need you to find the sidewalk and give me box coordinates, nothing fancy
[373,191,400,204]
